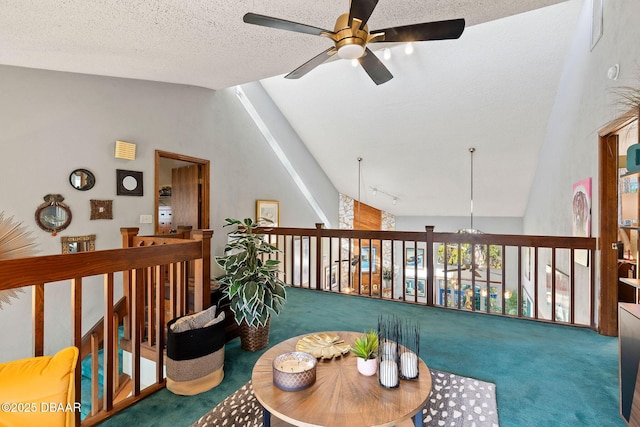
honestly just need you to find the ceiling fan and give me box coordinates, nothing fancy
[243,0,465,85]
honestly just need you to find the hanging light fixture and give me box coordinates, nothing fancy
[356,157,362,230]
[458,147,482,234]
[448,148,483,278]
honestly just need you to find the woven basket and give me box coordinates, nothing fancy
[239,318,271,351]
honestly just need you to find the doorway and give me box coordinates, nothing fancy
[599,116,638,336]
[154,150,210,234]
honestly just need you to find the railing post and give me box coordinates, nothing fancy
[120,227,140,248]
[71,277,82,427]
[120,228,139,341]
[103,273,115,413]
[177,225,193,239]
[315,223,324,290]
[32,283,45,357]
[192,229,213,312]
[425,226,435,306]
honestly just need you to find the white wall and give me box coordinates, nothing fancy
[523,0,640,324]
[0,65,338,361]
[396,215,523,234]
[524,0,640,236]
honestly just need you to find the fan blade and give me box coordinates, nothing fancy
[243,13,332,37]
[373,18,465,42]
[348,0,379,29]
[358,48,393,85]
[285,47,337,79]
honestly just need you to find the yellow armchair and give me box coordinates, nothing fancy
[0,346,79,427]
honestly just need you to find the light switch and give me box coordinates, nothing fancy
[140,214,153,224]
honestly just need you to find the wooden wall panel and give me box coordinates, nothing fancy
[353,201,382,231]
[353,201,383,293]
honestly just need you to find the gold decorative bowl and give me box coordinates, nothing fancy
[272,351,317,391]
[295,333,351,359]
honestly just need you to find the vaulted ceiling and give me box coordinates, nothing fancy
[0,0,582,217]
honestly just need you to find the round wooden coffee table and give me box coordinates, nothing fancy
[251,331,432,427]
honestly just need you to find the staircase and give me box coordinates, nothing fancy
[80,326,131,420]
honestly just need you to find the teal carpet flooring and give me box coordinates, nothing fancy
[101,287,623,427]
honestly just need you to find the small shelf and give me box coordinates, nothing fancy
[621,225,640,230]
[620,277,640,289]
[621,170,640,178]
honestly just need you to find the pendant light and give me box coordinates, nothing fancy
[356,157,362,230]
[452,148,483,277]
[458,147,482,234]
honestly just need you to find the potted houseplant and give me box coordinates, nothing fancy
[215,217,287,351]
[351,329,378,376]
[382,267,393,288]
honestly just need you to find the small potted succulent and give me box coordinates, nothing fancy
[351,329,378,376]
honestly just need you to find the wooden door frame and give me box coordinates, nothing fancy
[598,113,637,336]
[154,150,210,234]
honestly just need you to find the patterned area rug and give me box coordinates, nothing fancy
[191,369,499,427]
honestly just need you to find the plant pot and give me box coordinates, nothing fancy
[357,357,377,376]
[239,318,270,351]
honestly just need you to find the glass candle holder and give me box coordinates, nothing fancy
[399,349,419,380]
[378,339,399,388]
[378,358,399,388]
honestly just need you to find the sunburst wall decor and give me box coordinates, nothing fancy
[0,212,39,309]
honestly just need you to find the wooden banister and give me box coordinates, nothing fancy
[258,225,597,329]
[0,227,213,426]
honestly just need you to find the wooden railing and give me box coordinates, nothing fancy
[0,227,212,426]
[261,224,597,328]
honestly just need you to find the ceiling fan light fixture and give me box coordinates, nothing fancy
[338,43,365,60]
[243,1,465,85]
[404,42,414,55]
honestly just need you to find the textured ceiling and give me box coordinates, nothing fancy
[0,0,582,219]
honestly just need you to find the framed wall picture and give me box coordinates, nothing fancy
[572,178,591,238]
[572,177,591,266]
[405,247,424,268]
[545,265,570,322]
[90,199,113,220]
[325,264,338,289]
[256,200,280,226]
[293,236,309,286]
[405,278,426,297]
[116,170,143,196]
[524,247,531,281]
[360,246,377,272]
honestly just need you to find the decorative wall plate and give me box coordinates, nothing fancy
[295,333,350,360]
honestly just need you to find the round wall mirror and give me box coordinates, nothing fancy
[69,168,95,191]
[35,194,72,235]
